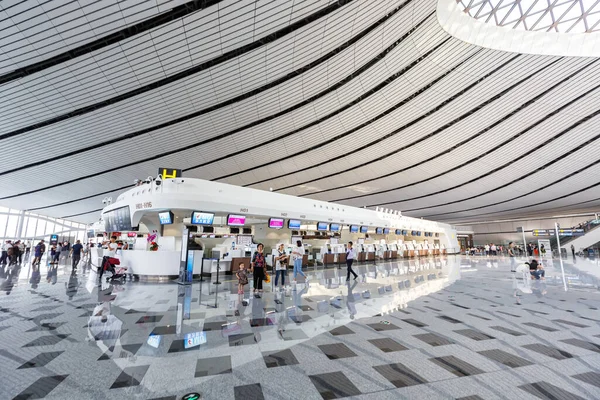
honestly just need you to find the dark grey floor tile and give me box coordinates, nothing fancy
[22,334,69,347]
[451,303,470,309]
[478,349,533,368]
[281,329,309,341]
[298,305,313,311]
[560,338,600,353]
[195,356,232,377]
[318,343,358,360]
[31,305,61,312]
[229,333,258,347]
[518,381,585,400]
[489,326,525,336]
[25,322,66,332]
[552,319,589,328]
[203,321,227,331]
[456,396,485,400]
[250,318,274,327]
[263,349,299,368]
[414,333,454,347]
[110,365,150,389]
[424,306,442,312]
[454,329,495,341]
[155,299,169,304]
[524,308,549,315]
[467,313,492,321]
[151,325,177,335]
[13,375,68,400]
[124,308,146,314]
[373,362,428,388]
[289,314,312,324]
[167,339,201,353]
[368,338,408,353]
[149,396,177,400]
[496,311,521,317]
[522,344,573,360]
[135,315,163,324]
[18,351,64,369]
[429,356,485,377]
[401,318,427,327]
[234,383,265,400]
[329,325,354,336]
[523,322,559,332]
[309,371,362,399]
[367,321,400,331]
[572,371,600,388]
[438,315,462,324]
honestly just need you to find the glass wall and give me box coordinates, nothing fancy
[0,208,87,244]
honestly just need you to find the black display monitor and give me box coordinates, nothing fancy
[230,227,240,234]
[87,230,95,238]
[288,219,301,229]
[103,206,132,231]
[268,218,284,229]
[383,228,390,234]
[360,226,368,233]
[402,230,408,235]
[411,231,417,236]
[376,227,383,234]
[317,222,329,231]
[330,223,341,232]
[191,211,214,225]
[350,225,359,233]
[395,229,402,235]
[158,211,174,225]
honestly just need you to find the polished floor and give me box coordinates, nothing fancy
[1,254,600,399]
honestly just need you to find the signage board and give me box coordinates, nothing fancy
[50,234,58,245]
[191,211,214,225]
[227,214,246,226]
[158,167,182,179]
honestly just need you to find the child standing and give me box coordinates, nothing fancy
[236,263,248,294]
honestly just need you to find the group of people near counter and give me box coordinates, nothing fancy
[236,240,359,297]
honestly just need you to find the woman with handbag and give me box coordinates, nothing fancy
[274,243,288,290]
[251,243,267,297]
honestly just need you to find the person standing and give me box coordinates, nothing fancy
[25,242,31,259]
[345,241,358,281]
[484,244,490,256]
[490,243,497,256]
[251,243,266,296]
[33,240,45,266]
[70,240,84,270]
[100,236,119,280]
[17,241,24,264]
[291,240,307,283]
[508,242,516,272]
[527,243,533,257]
[571,244,576,258]
[274,243,288,290]
[1,241,11,265]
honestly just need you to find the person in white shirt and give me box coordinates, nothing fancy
[291,240,307,283]
[490,244,497,256]
[274,243,288,290]
[346,241,358,281]
[484,244,490,256]
[1,241,11,265]
[99,236,119,280]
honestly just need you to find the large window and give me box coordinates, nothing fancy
[0,208,85,241]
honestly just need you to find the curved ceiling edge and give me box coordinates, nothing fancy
[436,0,600,57]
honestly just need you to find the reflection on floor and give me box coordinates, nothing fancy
[1,255,600,399]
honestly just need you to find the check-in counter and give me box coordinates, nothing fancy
[391,250,398,259]
[366,252,375,261]
[323,253,335,267]
[418,249,427,257]
[337,253,346,265]
[357,252,366,262]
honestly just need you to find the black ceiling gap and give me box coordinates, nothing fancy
[0,0,224,85]
[0,0,354,141]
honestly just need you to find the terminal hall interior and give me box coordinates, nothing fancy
[2,0,600,399]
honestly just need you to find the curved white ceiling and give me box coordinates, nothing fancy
[1,0,599,225]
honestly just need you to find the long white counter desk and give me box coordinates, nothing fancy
[90,248,235,279]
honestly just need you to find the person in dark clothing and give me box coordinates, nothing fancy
[571,244,576,258]
[70,240,84,270]
[251,243,266,297]
[65,270,79,300]
[527,243,533,257]
[526,260,545,280]
[32,240,45,266]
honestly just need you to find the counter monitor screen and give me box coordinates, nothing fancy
[103,206,132,232]
[350,225,359,233]
[383,228,390,234]
[330,223,341,232]
[360,226,368,233]
[435,233,439,237]
[191,211,214,225]
[87,230,94,238]
[127,232,137,237]
[395,229,402,235]
[227,214,246,226]
[411,231,417,236]
[158,211,173,225]
[317,222,329,231]
[230,227,240,234]
[376,227,383,234]
[288,219,301,229]
[402,230,408,235]
[269,218,284,229]
[417,231,422,236]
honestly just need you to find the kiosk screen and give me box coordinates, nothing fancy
[350,225,359,233]
[376,227,383,234]
[268,218,284,229]
[330,223,341,232]
[288,219,301,229]
[383,228,390,234]
[227,214,246,226]
[395,229,402,235]
[360,226,368,233]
